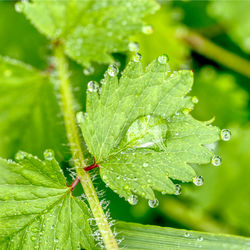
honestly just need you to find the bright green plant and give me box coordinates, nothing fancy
[0,1,249,249]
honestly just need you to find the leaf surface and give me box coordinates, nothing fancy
[0,151,94,249]
[18,0,159,67]
[117,221,250,249]
[0,56,66,160]
[78,56,220,201]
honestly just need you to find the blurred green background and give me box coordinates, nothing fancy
[0,0,249,238]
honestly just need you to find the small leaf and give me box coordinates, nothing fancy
[78,56,220,201]
[18,0,159,67]
[117,221,250,249]
[0,56,67,160]
[0,151,94,249]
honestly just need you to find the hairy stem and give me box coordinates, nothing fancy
[54,44,119,250]
[179,29,250,78]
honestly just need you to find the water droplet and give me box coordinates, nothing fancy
[143,163,148,167]
[148,199,159,208]
[123,184,129,190]
[76,111,87,124]
[175,184,181,195]
[83,66,94,75]
[44,149,54,161]
[221,129,231,141]
[87,80,99,92]
[192,96,199,104]
[184,232,190,237]
[15,3,23,13]
[15,151,27,161]
[158,54,169,64]
[128,195,138,205]
[197,236,203,241]
[193,176,204,186]
[128,42,139,52]
[212,155,222,166]
[132,52,142,62]
[54,238,59,243]
[142,25,153,34]
[107,64,119,77]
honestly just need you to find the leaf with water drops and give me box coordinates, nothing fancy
[18,0,159,67]
[0,151,94,249]
[78,55,221,202]
[0,56,67,160]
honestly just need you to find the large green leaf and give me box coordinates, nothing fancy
[208,1,250,53]
[117,221,250,249]
[0,56,67,159]
[0,150,94,249]
[17,0,159,67]
[78,55,220,202]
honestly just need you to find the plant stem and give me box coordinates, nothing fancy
[54,44,119,250]
[178,29,250,78]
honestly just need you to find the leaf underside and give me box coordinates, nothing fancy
[19,0,159,67]
[79,56,220,201]
[0,151,94,250]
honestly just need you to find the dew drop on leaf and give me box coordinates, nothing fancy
[143,163,148,167]
[128,42,139,52]
[197,236,203,241]
[184,232,190,237]
[128,195,138,205]
[83,66,94,75]
[192,96,199,104]
[15,3,23,13]
[132,52,142,62]
[87,80,99,92]
[148,199,159,208]
[158,54,169,64]
[212,155,222,166]
[15,151,27,161]
[220,129,231,141]
[142,25,153,34]
[107,64,119,77]
[175,184,181,195]
[44,149,55,161]
[193,176,204,186]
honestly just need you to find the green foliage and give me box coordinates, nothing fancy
[0,150,94,249]
[208,0,250,53]
[117,221,250,249]
[191,66,248,127]
[78,56,220,201]
[18,0,159,67]
[0,56,67,160]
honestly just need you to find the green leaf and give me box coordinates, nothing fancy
[78,56,220,201]
[208,1,250,53]
[0,56,67,160]
[18,0,159,67]
[0,150,94,249]
[117,221,250,249]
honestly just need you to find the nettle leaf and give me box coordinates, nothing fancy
[0,56,66,160]
[17,0,159,67]
[0,150,94,249]
[78,56,220,202]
